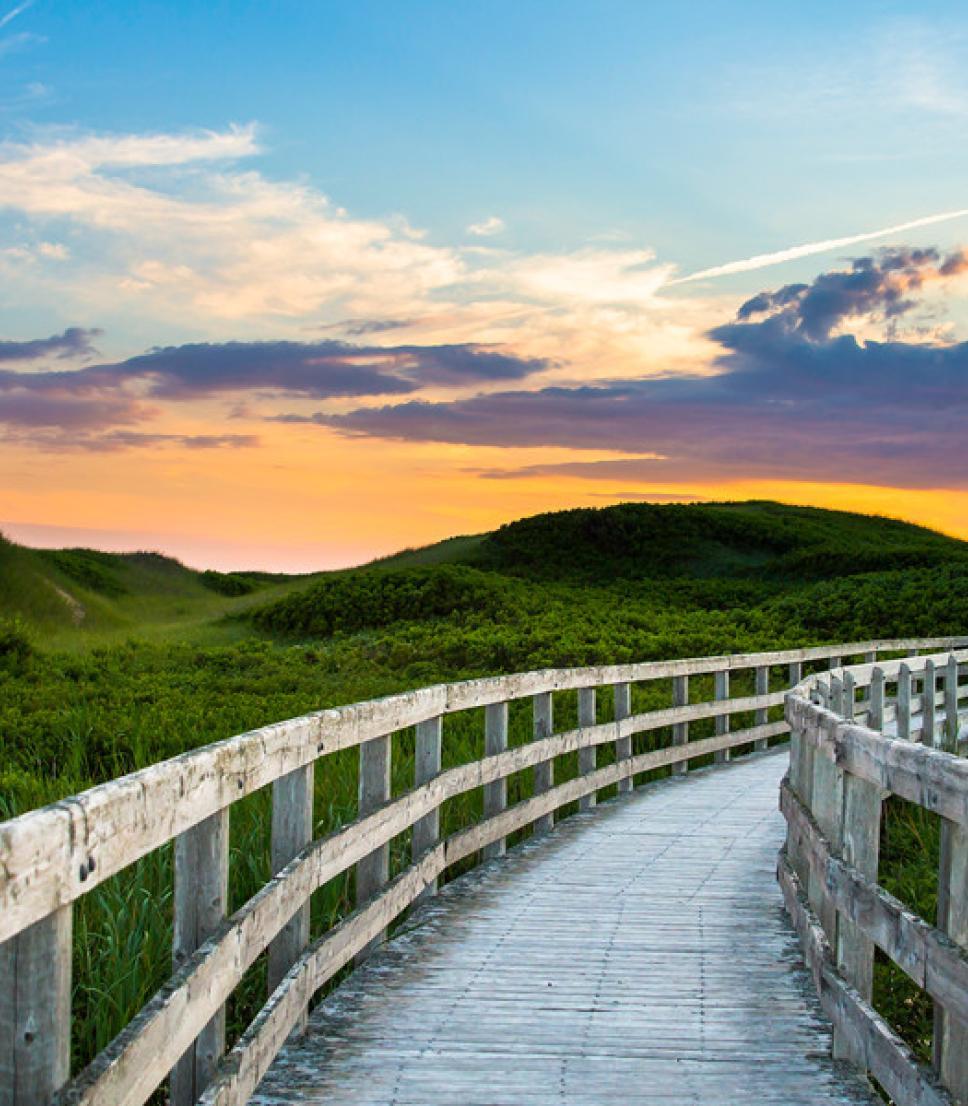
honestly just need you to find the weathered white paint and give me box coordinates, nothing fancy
[482,702,509,860]
[171,809,229,1106]
[714,669,729,764]
[7,638,962,947]
[0,908,71,1106]
[356,735,390,961]
[613,682,632,794]
[413,715,442,898]
[671,674,688,776]
[531,693,554,835]
[268,764,314,1027]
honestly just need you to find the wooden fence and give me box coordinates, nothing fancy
[2,637,966,1106]
[783,650,968,1106]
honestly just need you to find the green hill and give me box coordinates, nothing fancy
[4,501,967,652]
[0,532,325,647]
[471,501,965,581]
[247,501,968,649]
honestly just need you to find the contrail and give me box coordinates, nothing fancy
[0,0,35,29]
[670,208,968,284]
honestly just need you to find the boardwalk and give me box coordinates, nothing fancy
[253,750,876,1105]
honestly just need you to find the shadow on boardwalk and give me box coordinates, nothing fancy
[253,750,878,1105]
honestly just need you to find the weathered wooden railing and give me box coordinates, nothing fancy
[2,637,965,1106]
[782,650,968,1106]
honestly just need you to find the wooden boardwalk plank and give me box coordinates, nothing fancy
[253,752,878,1105]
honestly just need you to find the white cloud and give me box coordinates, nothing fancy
[0,123,725,389]
[467,215,505,237]
[0,125,465,324]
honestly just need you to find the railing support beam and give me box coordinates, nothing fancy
[578,688,597,810]
[0,907,71,1106]
[532,693,554,834]
[754,666,769,752]
[413,715,443,897]
[356,734,391,961]
[614,682,632,794]
[171,808,229,1106]
[268,763,315,1030]
[672,675,688,775]
[714,670,729,764]
[483,702,509,858]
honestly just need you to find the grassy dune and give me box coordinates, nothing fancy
[2,500,966,1079]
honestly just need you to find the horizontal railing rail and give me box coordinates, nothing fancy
[782,649,968,1106]
[2,636,966,1106]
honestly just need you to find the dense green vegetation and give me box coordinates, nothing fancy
[1,499,965,1085]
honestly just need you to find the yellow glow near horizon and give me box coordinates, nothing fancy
[3,418,966,571]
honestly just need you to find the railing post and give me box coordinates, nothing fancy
[923,658,937,746]
[945,654,959,749]
[935,816,968,1099]
[356,734,391,962]
[714,669,729,764]
[171,809,229,1106]
[897,663,912,741]
[672,674,688,775]
[0,907,72,1106]
[614,682,632,794]
[578,687,597,811]
[810,716,843,945]
[413,715,442,898]
[483,702,508,859]
[863,650,877,665]
[754,665,769,752]
[842,672,855,722]
[935,679,967,1100]
[787,713,812,887]
[268,764,315,1027]
[532,693,554,834]
[835,765,882,1064]
[829,674,844,716]
[788,660,802,688]
[869,667,885,731]
[829,655,842,671]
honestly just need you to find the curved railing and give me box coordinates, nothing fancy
[2,637,965,1106]
[782,651,968,1106]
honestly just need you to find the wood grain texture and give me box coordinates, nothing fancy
[171,809,229,1106]
[578,687,597,812]
[483,703,508,860]
[613,682,632,795]
[252,753,878,1106]
[0,908,71,1106]
[268,765,314,1008]
[531,693,554,835]
[413,716,443,899]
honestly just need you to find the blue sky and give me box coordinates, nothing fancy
[8,1,968,267]
[3,1,968,567]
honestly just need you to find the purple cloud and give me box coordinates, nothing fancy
[0,334,551,444]
[313,247,968,489]
[0,327,101,363]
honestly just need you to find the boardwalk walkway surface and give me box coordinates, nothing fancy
[253,750,878,1105]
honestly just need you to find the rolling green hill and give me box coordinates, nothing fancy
[0,532,326,648]
[5,501,966,651]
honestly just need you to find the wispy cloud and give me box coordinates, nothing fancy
[671,209,968,284]
[467,215,505,237]
[0,0,34,31]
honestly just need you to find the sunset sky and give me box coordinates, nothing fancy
[2,1,968,570]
